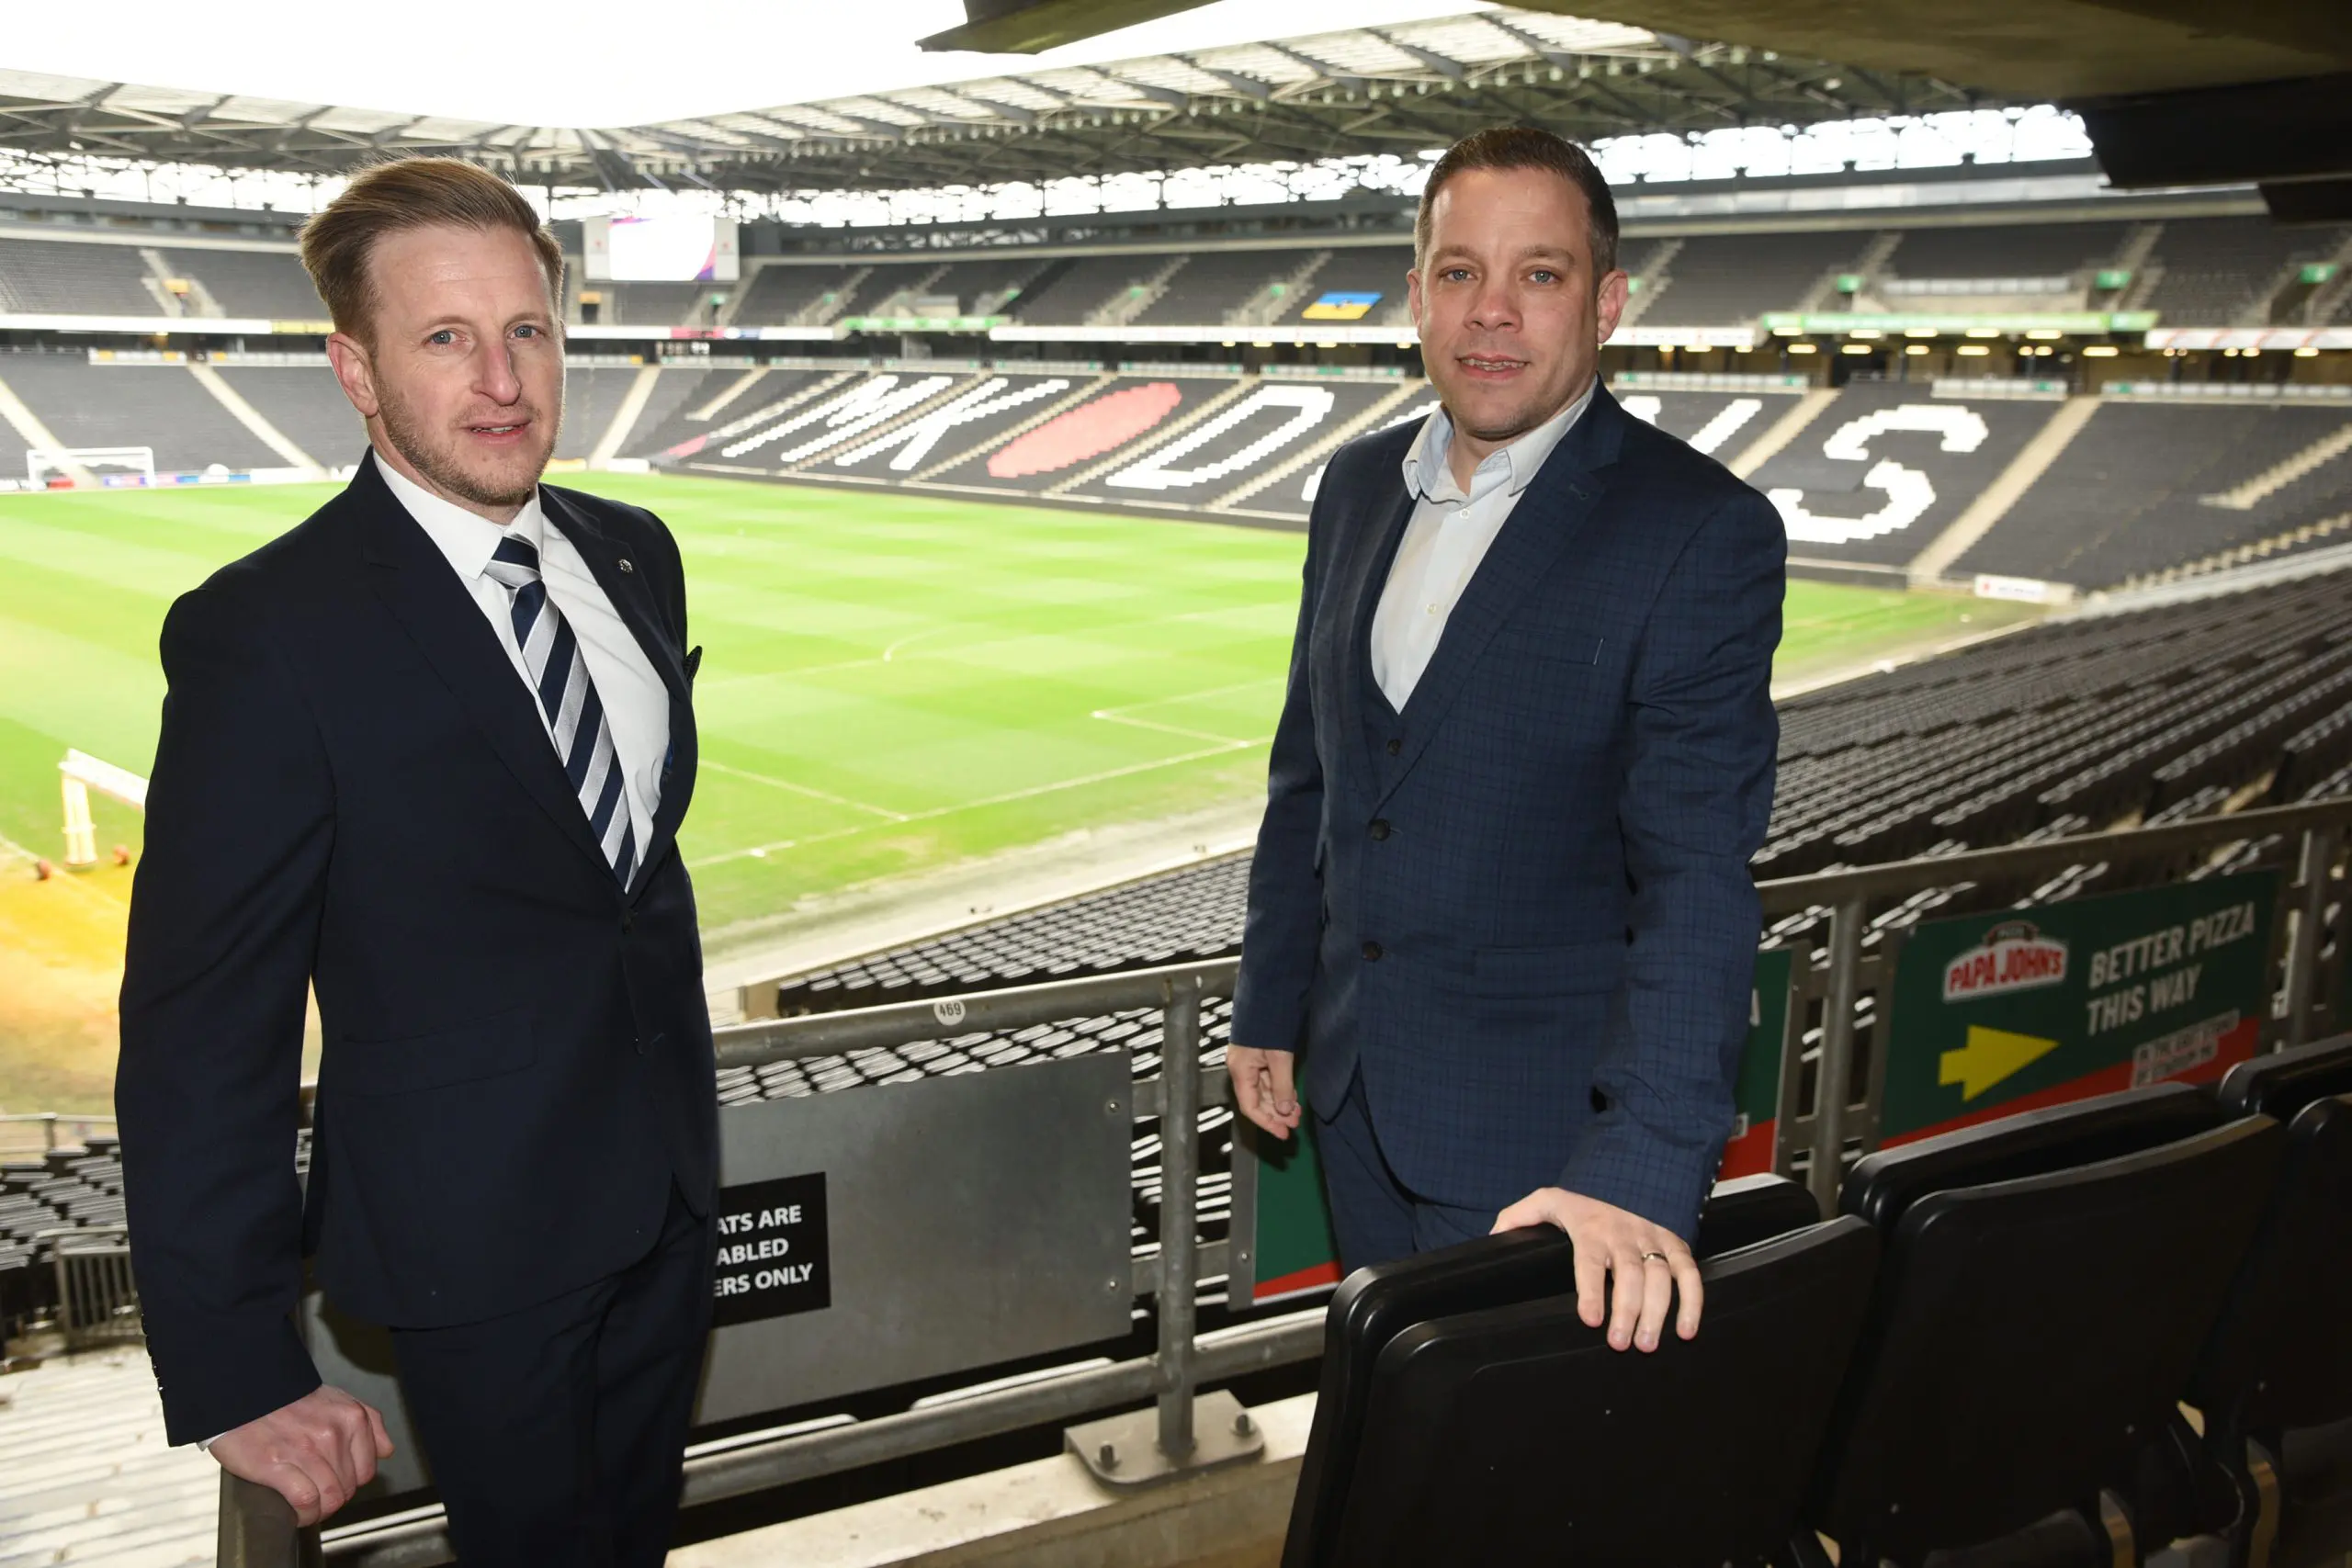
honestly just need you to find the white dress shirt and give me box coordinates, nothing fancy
[1369,383,1596,710]
[377,452,668,852]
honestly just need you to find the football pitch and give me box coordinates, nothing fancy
[0,471,2030,1112]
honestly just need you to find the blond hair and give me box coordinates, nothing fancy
[300,158,564,344]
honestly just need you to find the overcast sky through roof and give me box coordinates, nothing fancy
[4,0,1498,126]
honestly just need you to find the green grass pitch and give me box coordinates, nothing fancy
[0,471,2022,939]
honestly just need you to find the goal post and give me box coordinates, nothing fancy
[59,750,148,866]
[28,447,156,489]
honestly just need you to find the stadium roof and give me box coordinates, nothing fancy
[0,10,1998,194]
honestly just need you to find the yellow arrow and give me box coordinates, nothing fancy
[1938,1025,2063,1100]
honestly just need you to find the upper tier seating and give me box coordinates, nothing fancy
[1878,220,2132,284]
[1132,250,1296,326]
[728,265,866,327]
[1636,231,1868,326]
[1006,254,1176,326]
[0,239,162,316]
[2141,217,2352,326]
[1274,247,1412,328]
[159,249,322,319]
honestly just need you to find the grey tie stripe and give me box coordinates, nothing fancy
[485,534,637,887]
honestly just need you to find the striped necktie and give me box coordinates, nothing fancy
[483,533,637,888]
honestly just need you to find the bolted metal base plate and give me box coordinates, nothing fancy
[1065,1390,1266,1490]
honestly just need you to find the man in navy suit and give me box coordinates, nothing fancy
[1230,127,1783,1359]
[117,159,714,1564]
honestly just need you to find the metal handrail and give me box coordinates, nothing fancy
[0,1111,118,1156]
[214,795,2349,1563]
[1754,795,2352,913]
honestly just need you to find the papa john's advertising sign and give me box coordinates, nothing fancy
[1882,872,2279,1144]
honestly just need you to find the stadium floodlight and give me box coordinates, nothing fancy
[58,749,147,867]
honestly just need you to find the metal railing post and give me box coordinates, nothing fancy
[44,1111,57,1153]
[1155,971,1202,1461]
[218,1472,320,1568]
[1809,897,1868,1215]
[2285,827,2339,1048]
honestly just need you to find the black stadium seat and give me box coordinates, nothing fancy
[1315,1218,1878,1568]
[2185,1035,2352,1562]
[1283,1172,1824,1568]
[1801,1088,2285,1566]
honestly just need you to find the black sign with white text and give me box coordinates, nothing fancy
[712,1172,831,1326]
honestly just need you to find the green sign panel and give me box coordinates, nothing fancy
[2095,268,2133,291]
[2300,263,2340,286]
[1883,873,2278,1145]
[1243,949,1798,1300]
[1723,946,1794,1178]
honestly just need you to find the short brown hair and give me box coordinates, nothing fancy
[300,157,565,344]
[1415,126,1620,282]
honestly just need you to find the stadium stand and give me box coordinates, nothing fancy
[1952,399,2352,587]
[1004,254,1177,327]
[1750,378,2061,568]
[1634,230,1870,327]
[600,362,724,457]
[551,364,646,462]
[2140,216,2352,326]
[1877,220,2133,287]
[909,371,1234,491]
[726,264,870,327]
[1273,246,1413,328]
[638,365,846,460]
[1132,249,1305,327]
[215,364,360,467]
[1062,377,1402,503]
[1614,386,1791,455]
[157,247,324,319]
[3,356,281,471]
[811,371,1097,479]
[0,1138,125,1332]
[0,238,163,316]
[597,280,714,328]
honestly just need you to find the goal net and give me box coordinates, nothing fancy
[28,446,157,489]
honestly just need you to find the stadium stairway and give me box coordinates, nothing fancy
[1907,392,2103,586]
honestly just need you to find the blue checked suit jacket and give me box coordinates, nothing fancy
[1231,383,1784,1239]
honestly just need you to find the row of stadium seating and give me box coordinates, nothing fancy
[6,212,2347,328]
[6,353,2346,589]
[0,1140,124,1327]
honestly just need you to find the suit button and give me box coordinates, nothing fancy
[1362,941,1384,962]
[1369,819,1391,840]
[1385,739,1402,756]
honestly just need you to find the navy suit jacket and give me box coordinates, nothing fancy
[117,453,717,1445]
[1231,385,1784,1238]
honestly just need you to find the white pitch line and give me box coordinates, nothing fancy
[698,759,910,820]
[691,736,1271,870]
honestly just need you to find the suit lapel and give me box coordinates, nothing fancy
[353,455,615,880]
[1375,386,1627,805]
[541,488,698,898]
[1341,483,1418,782]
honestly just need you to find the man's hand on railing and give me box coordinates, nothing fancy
[209,1384,393,1526]
[1228,1043,1303,1141]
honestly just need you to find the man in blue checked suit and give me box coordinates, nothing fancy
[1230,127,1783,1358]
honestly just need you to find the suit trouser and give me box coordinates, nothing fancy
[1315,1068,1496,1275]
[389,1182,715,1568]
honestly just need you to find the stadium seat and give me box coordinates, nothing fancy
[1803,1086,2284,1566]
[1282,1172,1824,1568]
[2177,1035,2352,1564]
[1300,1217,1878,1568]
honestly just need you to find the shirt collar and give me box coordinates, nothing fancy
[373,446,546,581]
[1401,377,1597,505]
